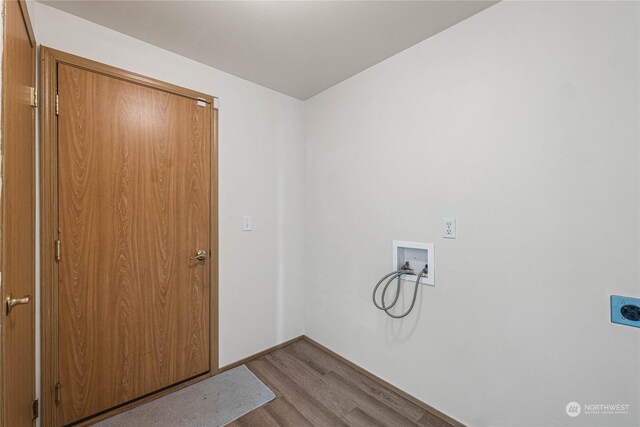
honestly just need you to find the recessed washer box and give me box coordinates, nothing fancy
[611,295,640,328]
[392,241,434,286]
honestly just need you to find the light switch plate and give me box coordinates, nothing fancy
[611,295,640,328]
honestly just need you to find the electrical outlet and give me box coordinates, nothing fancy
[611,295,640,328]
[443,217,456,239]
[242,215,252,231]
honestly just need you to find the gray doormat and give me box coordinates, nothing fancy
[96,365,275,427]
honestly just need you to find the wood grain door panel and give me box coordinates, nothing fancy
[1,1,36,426]
[57,64,210,424]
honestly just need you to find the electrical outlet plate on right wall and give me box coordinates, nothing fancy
[611,295,640,328]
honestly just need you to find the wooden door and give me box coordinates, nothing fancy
[1,1,36,426]
[57,63,211,424]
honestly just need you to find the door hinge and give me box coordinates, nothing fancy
[55,94,59,115]
[32,399,39,419]
[30,87,38,108]
[55,383,61,406]
[213,98,220,109]
[55,240,61,262]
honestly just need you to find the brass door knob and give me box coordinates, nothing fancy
[5,294,31,316]
[190,250,207,261]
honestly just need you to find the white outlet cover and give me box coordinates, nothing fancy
[242,215,252,231]
[443,217,456,239]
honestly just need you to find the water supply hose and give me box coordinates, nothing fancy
[372,262,428,318]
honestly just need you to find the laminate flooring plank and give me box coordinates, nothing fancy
[343,407,387,427]
[246,358,349,427]
[286,341,426,422]
[321,371,418,427]
[266,348,357,417]
[264,397,314,427]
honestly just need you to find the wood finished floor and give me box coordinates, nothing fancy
[228,339,452,427]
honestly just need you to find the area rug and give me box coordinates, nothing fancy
[96,365,276,426]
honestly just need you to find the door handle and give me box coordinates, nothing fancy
[190,250,207,261]
[5,294,31,315]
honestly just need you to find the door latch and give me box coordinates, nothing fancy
[5,294,31,315]
[190,250,207,261]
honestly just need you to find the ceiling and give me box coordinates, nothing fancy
[38,1,498,100]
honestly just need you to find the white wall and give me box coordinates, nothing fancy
[304,1,640,427]
[28,1,306,368]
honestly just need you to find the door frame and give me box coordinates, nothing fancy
[1,0,37,425]
[39,47,219,427]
